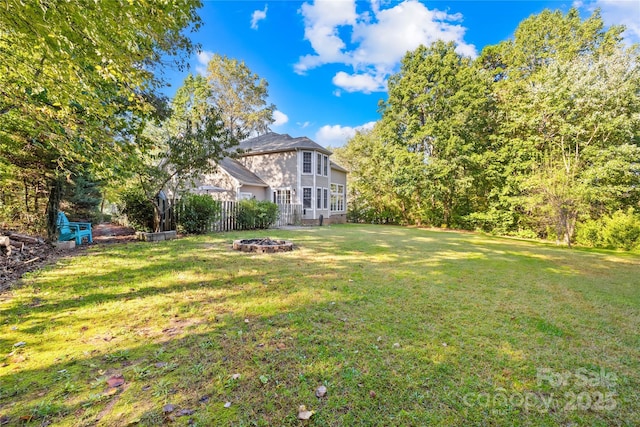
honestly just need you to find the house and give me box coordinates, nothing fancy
[196,132,347,225]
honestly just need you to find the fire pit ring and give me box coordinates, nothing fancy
[233,238,293,253]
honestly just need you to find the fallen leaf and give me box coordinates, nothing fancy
[442,342,447,347]
[224,401,232,408]
[177,409,194,417]
[19,415,33,422]
[232,373,241,380]
[163,404,175,413]
[315,385,327,398]
[13,342,26,348]
[392,343,400,349]
[297,405,314,420]
[244,318,250,323]
[155,362,168,368]
[105,387,119,396]
[199,395,210,403]
[369,390,377,398]
[107,375,125,388]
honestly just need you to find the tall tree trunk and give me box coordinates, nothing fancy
[45,175,64,241]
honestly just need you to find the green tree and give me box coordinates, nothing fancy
[381,41,494,227]
[204,54,275,140]
[483,9,640,245]
[0,0,202,238]
[122,73,243,233]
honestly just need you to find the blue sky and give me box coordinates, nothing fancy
[164,0,640,147]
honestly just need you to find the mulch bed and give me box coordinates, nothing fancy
[0,223,137,293]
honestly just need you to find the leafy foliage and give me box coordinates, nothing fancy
[177,194,221,234]
[204,54,275,140]
[576,209,640,251]
[0,0,202,237]
[340,8,640,248]
[130,75,239,232]
[235,199,279,230]
[118,188,154,232]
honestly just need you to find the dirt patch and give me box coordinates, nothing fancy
[0,223,137,293]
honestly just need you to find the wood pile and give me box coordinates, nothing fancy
[1,231,55,291]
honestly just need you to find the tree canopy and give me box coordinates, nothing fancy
[339,8,640,248]
[204,54,275,140]
[0,0,202,236]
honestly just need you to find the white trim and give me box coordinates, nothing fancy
[301,150,313,175]
[302,186,312,210]
[323,187,328,210]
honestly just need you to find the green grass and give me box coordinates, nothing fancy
[0,224,638,426]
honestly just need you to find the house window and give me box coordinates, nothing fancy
[303,187,312,209]
[317,187,322,209]
[274,189,291,204]
[303,151,312,174]
[239,192,253,200]
[323,155,328,176]
[317,153,322,175]
[331,184,345,212]
[323,188,328,209]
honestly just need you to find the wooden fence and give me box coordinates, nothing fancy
[210,202,302,232]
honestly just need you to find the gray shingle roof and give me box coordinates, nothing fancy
[218,157,268,187]
[238,132,332,156]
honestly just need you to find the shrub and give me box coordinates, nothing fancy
[602,209,640,251]
[575,219,603,248]
[177,194,221,234]
[236,199,278,230]
[118,188,154,232]
[576,209,640,251]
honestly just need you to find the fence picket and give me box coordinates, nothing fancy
[206,202,301,232]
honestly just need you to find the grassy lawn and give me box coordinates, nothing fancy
[0,224,638,426]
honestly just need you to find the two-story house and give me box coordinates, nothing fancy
[195,132,347,225]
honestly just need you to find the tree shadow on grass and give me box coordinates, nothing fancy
[1,224,638,425]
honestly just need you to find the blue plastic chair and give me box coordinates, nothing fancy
[56,211,93,245]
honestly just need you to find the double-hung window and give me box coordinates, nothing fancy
[316,188,322,209]
[303,151,312,174]
[302,187,312,209]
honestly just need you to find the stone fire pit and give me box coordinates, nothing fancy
[233,238,293,253]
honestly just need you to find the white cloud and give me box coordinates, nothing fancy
[272,110,289,126]
[579,0,640,45]
[251,5,268,30]
[297,121,311,128]
[295,0,357,73]
[295,0,476,92]
[332,71,386,93]
[195,50,214,76]
[315,121,376,147]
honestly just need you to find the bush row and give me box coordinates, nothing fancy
[119,191,279,234]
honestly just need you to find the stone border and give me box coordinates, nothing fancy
[136,231,178,242]
[232,239,293,253]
